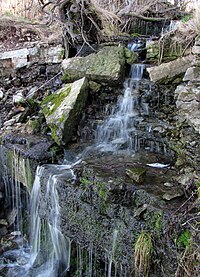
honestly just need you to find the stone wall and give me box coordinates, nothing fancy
[172,37,200,172]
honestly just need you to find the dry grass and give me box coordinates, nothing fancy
[193,0,200,34]
[134,231,153,277]
[0,0,41,20]
[175,239,200,277]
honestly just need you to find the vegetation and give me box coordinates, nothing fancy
[134,231,153,277]
[0,1,197,46]
[176,229,191,249]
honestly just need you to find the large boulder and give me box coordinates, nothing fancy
[62,46,137,86]
[42,77,88,145]
[147,55,193,84]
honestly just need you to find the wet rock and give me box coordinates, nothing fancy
[0,191,4,199]
[0,219,8,226]
[42,77,88,145]
[1,134,53,162]
[126,167,146,183]
[175,84,200,134]
[6,208,18,226]
[134,204,148,217]
[13,91,25,104]
[164,182,174,187]
[0,227,8,236]
[183,66,200,82]
[162,188,184,200]
[62,46,137,86]
[147,55,193,84]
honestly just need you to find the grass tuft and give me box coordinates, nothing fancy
[134,231,153,277]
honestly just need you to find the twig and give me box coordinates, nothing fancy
[173,192,195,214]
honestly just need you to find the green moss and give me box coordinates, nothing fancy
[61,73,70,83]
[58,114,66,124]
[59,48,65,60]
[42,86,71,117]
[176,230,191,249]
[126,167,146,183]
[50,123,59,145]
[181,14,193,23]
[151,211,163,233]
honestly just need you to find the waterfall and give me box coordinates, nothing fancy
[95,63,146,153]
[108,229,118,277]
[1,163,73,277]
[28,165,71,277]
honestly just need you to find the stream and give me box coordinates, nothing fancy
[0,41,180,277]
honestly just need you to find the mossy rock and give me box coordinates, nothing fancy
[42,77,88,145]
[126,167,146,183]
[62,46,137,86]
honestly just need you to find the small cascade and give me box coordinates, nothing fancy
[1,163,73,277]
[107,229,118,277]
[0,147,30,243]
[95,63,147,153]
[28,166,71,277]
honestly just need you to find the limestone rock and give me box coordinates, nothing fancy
[0,219,8,226]
[175,84,200,134]
[62,46,137,86]
[126,167,146,183]
[146,39,186,63]
[162,188,184,201]
[146,40,159,62]
[192,45,200,55]
[147,55,193,83]
[0,227,7,236]
[183,67,200,82]
[42,77,88,145]
[0,44,64,70]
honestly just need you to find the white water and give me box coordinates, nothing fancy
[108,229,118,277]
[2,164,74,277]
[28,165,72,277]
[95,63,146,153]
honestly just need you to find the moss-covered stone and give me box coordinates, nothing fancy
[126,167,146,183]
[42,77,88,145]
[146,39,187,63]
[62,46,137,86]
[42,86,71,117]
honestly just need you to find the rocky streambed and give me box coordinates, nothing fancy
[0,18,199,277]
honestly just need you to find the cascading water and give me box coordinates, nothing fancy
[0,40,175,277]
[1,162,73,277]
[28,165,72,277]
[95,63,147,153]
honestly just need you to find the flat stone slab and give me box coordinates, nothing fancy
[147,55,193,83]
